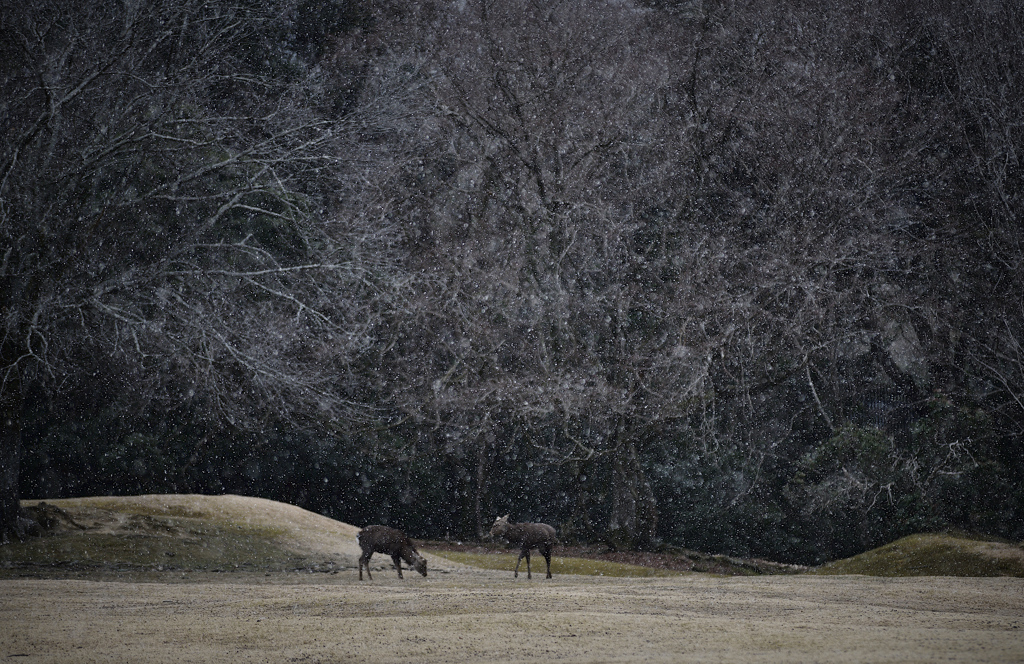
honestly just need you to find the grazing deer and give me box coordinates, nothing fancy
[489,514,558,579]
[357,525,428,580]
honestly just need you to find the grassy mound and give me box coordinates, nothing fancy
[427,550,683,577]
[0,494,362,579]
[812,533,1024,577]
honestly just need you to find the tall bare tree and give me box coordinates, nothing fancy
[364,0,739,546]
[425,0,927,544]
[0,0,402,541]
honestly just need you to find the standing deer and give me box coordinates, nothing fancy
[489,514,558,579]
[357,525,428,580]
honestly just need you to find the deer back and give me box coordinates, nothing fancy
[506,521,557,547]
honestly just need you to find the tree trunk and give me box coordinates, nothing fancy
[0,357,27,544]
[606,430,657,550]
[474,437,489,540]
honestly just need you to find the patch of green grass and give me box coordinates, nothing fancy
[426,551,684,577]
[38,497,215,521]
[811,533,1024,577]
[0,522,295,571]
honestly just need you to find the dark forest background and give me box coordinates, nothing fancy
[2,0,1022,565]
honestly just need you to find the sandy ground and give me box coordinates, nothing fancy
[2,572,1023,663]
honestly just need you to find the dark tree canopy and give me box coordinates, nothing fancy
[4,0,1023,562]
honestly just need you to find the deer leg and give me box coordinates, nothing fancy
[514,550,526,578]
[541,544,552,578]
[359,552,373,581]
[525,549,532,579]
[392,554,404,579]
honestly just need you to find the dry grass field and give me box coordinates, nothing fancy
[1,495,1022,663]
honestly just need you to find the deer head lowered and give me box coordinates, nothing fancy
[357,525,428,580]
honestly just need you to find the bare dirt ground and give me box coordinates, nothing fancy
[3,574,1023,663]
[2,495,1023,663]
